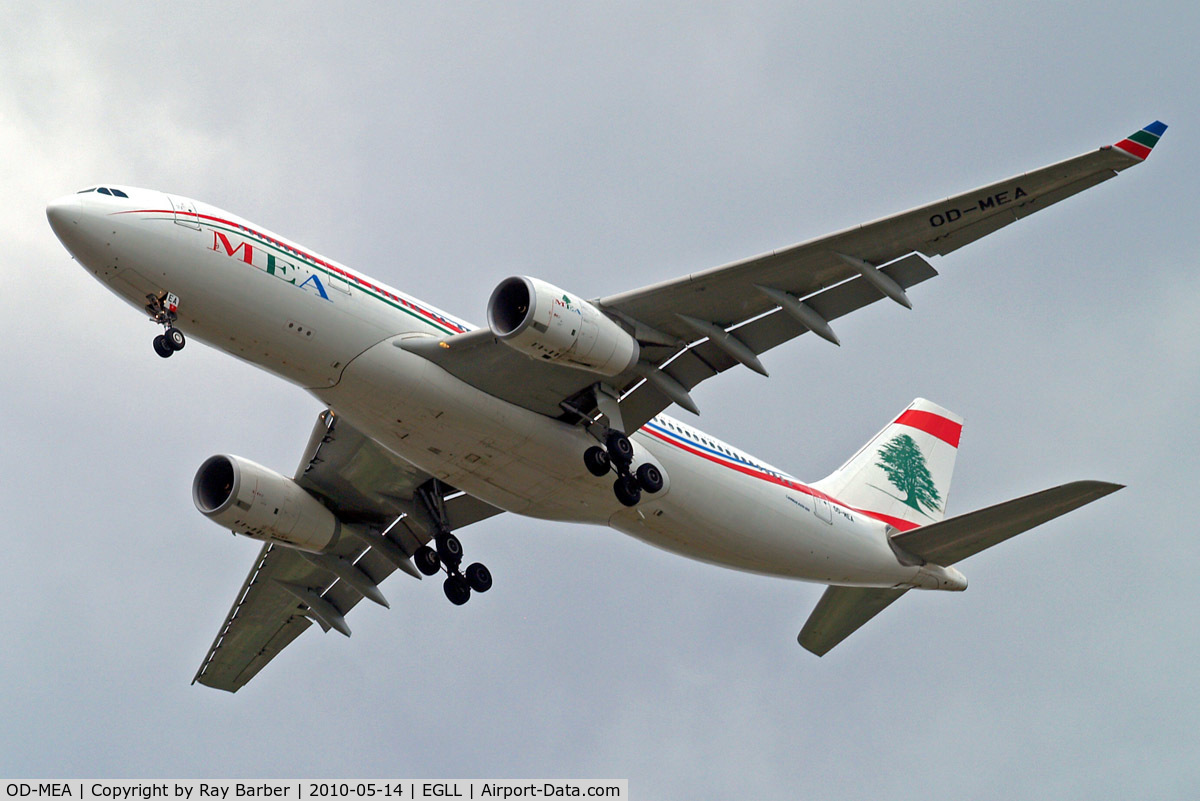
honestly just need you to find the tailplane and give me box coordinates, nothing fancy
[812,398,963,530]
[798,480,1123,656]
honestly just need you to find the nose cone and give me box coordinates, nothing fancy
[46,194,82,245]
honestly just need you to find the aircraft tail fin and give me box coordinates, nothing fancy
[798,480,1123,656]
[812,398,963,530]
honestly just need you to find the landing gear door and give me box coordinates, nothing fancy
[168,195,201,230]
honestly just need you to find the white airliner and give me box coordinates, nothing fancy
[47,122,1166,692]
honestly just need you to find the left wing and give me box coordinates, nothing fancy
[407,122,1166,431]
[192,410,503,692]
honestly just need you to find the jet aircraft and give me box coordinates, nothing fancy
[46,122,1166,691]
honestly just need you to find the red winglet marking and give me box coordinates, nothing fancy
[894,409,962,448]
[1115,139,1152,160]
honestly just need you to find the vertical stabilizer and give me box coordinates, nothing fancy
[812,399,963,530]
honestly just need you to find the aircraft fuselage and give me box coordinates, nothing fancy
[47,186,933,589]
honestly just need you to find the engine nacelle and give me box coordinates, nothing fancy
[487,276,639,376]
[192,454,340,553]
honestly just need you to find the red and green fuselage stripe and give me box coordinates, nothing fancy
[114,208,470,336]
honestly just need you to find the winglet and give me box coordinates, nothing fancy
[1113,120,1168,160]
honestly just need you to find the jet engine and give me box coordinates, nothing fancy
[192,454,339,553]
[487,276,639,376]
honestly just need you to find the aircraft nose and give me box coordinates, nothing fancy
[46,194,82,240]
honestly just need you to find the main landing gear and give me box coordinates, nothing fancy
[584,430,664,507]
[411,480,492,606]
[147,292,186,358]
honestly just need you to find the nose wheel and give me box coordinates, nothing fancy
[583,430,663,507]
[153,327,186,358]
[146,292,185,358]
[414,481,493,606]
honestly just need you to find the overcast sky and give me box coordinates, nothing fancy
[2,2,1197,796]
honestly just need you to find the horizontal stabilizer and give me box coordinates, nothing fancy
[799,587,908,656]
[891,480,1123,566]
[798,480,1122,656]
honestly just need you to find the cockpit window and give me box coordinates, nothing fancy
[76,186,128,197]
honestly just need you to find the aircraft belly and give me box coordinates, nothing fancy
[316,339,620,522]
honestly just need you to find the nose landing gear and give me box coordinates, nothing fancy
[583,430,664,507]
[146,292,186,358]
[413,480,493,606]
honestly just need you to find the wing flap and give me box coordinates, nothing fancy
[603,141,1145,343]
[193,544,319,691]
[616,254,938,431]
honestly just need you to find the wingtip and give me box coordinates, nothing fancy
[1113,120,1168,160]
[1069,480,1125,499]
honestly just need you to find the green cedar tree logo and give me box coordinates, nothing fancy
[874,433,942,515]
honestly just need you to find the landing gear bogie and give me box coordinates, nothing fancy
[583,428,664,507]
[146,292,185,358]
[416,479,491,606]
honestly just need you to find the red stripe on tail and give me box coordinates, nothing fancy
[894,409,962,448]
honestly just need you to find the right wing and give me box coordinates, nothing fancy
[192,410,503,693]
[405,122,1166,432]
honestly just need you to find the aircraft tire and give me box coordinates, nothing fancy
[436,533,464,568]
[465,562,492,593]
[414,545,441,576]
[153,335,174,358]
[165,327,186,351]
[443,575,471,606]
[636,463,664,494]
[614,474,641,507]
[606,431,634,468]
[584,446,611,476]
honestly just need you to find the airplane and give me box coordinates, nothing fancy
[46,121,1166,692]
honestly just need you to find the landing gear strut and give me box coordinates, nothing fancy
[415,480,492,606]
[583,429,663,507]
[146,292,186,358]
